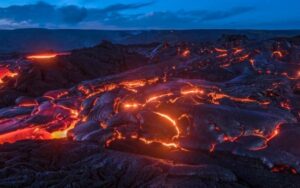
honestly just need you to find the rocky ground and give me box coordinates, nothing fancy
[0,41,153,107]
[1,34,300,187]
[0,140,300,188]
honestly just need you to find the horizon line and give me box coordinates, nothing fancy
[1,28,300,31]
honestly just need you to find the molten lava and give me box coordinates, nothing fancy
[0,128,51,144]
[26,52,70,60]
[0,67,18,84]
[272,50,284,58]
[181,49,191,57]
[0,40,298,177]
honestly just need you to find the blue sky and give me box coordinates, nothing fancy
[0,0,299,29]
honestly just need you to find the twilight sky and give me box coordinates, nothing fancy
[0,0,299,30]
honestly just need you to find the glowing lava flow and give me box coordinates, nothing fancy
[51,120,79,139]
[119,84,272,149]
[26,52,70,60]
[181,49,191,57]
[215,48,228,58]
[214,48,227,53]
[0,128,51,144]
[0,41,292,161]
[105,111,181,149]
[181,88,204,95]
[0,67,18,84]
[208,93,270,105]
[154,112,180,140]
[146,93,174,103]
[122,87,203,111]
[272,50,284,58]
[233,48,243,55]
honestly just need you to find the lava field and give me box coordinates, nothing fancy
[1,34,300,187]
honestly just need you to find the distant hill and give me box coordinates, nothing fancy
[0,29,300,53]
[0,29,135,53]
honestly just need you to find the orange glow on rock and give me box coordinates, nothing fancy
[154,112,180,139]
[146,93,174,103]
[181,88,204,95]
[208,92,270,105]
[238,54,250,62]
[233,48,243,55]
[217,53,228,58]
[0,128,51,144]
[181,49,191,57]
[26,52,70,60]
[138,137,179,148]
[123,102,141,110]
[51,119,79,139]
[214,48,227,53]
[0,67,18,84]
[272,51,284,58]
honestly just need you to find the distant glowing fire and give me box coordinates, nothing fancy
[26,52,70,60]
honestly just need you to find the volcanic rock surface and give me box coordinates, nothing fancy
[1,34,300,187]
[0,41,153,107]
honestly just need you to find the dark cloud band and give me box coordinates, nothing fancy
[0,1,255,29]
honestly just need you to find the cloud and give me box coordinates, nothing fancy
[0,2,55,23]
[0,19,37,29]
[200,6,255,21]
[94,6,256,29]
[58,5,87,24]
[0,1,256,29]
[101,2,154,12]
